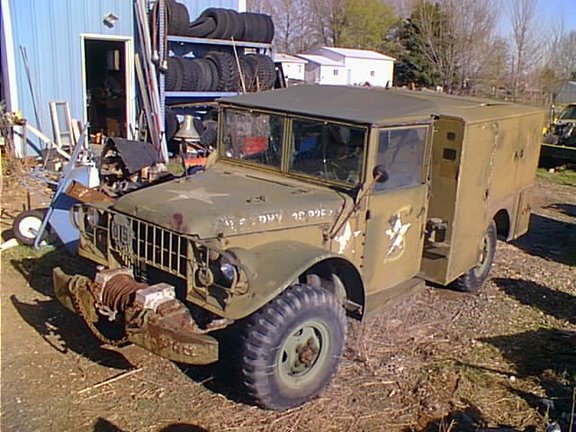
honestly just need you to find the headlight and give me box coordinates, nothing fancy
[220,262,238,282]
[219,249,251,295]
[85,207,100,229]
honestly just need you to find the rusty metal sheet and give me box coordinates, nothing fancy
[66,181,115,204]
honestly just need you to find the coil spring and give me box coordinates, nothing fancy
[102,274,148,313]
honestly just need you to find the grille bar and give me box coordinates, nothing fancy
[85,208,192,279]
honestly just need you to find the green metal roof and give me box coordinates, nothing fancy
[220,85,545,126]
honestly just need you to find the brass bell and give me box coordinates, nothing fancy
[174,115,200,142]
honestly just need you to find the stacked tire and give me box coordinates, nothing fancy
[241,53,276,91]
[172,6,274,43]
[165,0,190,36]
[165,52,275,93]
[205,51,239,91]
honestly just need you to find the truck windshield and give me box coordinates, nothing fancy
[221,109,284,168]
[220,108,367,186]
[288,118,366,185]
[559,105,576,120]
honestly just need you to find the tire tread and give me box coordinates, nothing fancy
[241,284,346,410]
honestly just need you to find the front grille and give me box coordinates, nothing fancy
[84,208,191,279]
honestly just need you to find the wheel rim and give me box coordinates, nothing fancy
[277,319,331,389]
[473,231,491,278]
[18,216,42,239]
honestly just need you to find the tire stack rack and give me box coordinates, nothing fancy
[149,0,277,154]
[149,0,277,152]
[160,4,276,98]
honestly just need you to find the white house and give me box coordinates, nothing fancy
[300,47,395,87]
[296,53,347,85]
[273,53,308,83]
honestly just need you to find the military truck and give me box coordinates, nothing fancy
[54,85,544,410]
[544,103,576,147]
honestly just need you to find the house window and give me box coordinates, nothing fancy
[298,65,302,73]
[333,69,339,76]
[370,71,375,77]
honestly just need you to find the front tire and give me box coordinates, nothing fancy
[451,221,497,293]
[241,284,346,410]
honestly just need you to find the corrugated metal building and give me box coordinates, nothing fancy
[1,0,243,155]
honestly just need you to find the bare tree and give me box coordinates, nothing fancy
[480,37,510,96]
[246,0,273,13]
[507,0,540,98]
[409,0,459,90]
[556,31,576,80]
[547,24,576,81]
[450,0,498,92]
[272,0,301,53]
[308,0,347,46]
[247,0,316,54]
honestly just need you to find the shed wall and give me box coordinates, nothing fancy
[9,0,135,144]
[7,0,241,154]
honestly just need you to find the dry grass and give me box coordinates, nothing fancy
[1,176,574,432]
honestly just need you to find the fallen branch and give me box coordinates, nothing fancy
[78,367,143,394]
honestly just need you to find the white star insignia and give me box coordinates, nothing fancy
[334,222,362,254]
[385,215,411,257]
[335,222,353,254]
[166,187,229,205]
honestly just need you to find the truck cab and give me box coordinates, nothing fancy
[54,85,545,411]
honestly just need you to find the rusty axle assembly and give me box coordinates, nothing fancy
[53,267,224,365]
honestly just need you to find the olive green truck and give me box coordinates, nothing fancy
[54,85,545,410]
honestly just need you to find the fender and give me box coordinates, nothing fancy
[221,240,363,320]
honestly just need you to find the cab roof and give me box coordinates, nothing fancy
[220,85,544,126]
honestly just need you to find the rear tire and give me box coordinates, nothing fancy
[451,221,497,293]
[241,284,346,410]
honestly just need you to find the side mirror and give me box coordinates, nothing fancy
[372,165,389,183]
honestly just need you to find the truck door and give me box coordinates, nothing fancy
[362,125,430,295]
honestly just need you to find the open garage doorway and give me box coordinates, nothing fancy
[83,37,132,140]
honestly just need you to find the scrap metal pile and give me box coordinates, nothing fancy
[98,137,170,197]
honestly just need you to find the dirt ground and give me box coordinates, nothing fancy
[1,175,575,432]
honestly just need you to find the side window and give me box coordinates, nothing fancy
[375,127,427,192]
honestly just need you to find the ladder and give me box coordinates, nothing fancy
[49,100,79,151]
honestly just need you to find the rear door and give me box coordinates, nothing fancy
[362,125,430,294]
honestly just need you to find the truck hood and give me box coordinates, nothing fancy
[112,165,348,239]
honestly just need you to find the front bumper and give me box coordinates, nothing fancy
[53,267,219,365]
